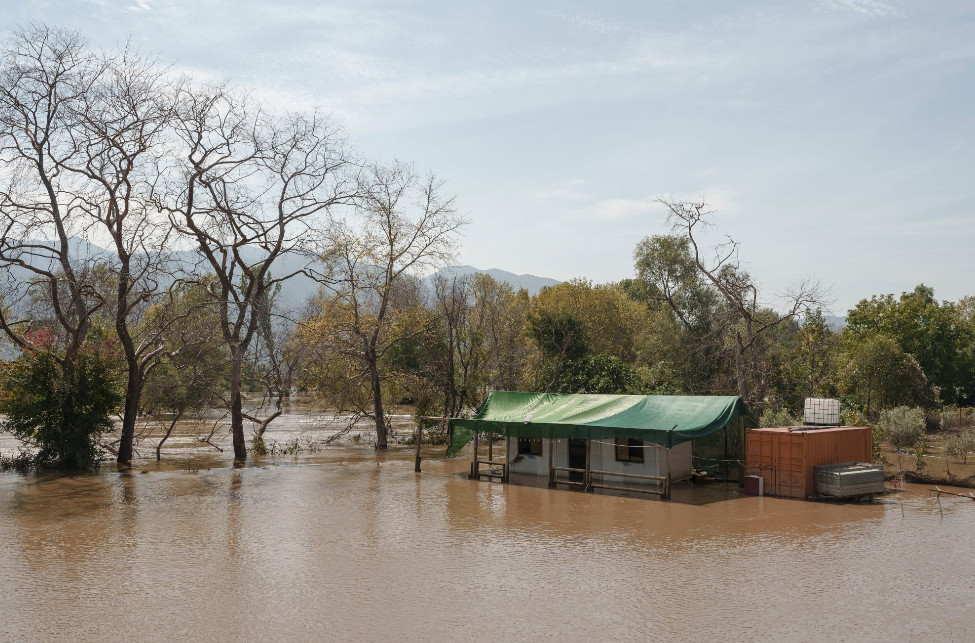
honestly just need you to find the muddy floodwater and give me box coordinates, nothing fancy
[1,445,973,641]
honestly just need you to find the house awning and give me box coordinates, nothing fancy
[447,391,757,457]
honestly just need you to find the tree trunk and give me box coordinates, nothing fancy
[735,332,747,401]
[369,350,387,449]
[230,347,247,462]
[117,366,141,465]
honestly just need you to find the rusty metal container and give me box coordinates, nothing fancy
[745,426,873,499]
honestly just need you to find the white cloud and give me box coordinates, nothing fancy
[592,198,650,220]
[824,0,900,18]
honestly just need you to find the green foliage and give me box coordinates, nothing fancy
[839,404,870,428]
[530,279,651,363]
[141,282,228,417]
[943,429,975,465]
[544,353,643,394]
[780,309,839,409]
[528,308,588,361]
[912,436,929,473]
[879,406,926,450]
[0,344,122,469]
[633,235,699,313]
[839,335,936,413]
[760,407,800,428]
[846,285,975,405]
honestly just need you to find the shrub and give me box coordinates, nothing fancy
[546,353,643,395]
[941,406,975,431]
[0,345,122,470]
[880,406,926,450]
[840,404,870,428]
[760,407,800,428]
[912,436,929,473]
[943,429,975,464]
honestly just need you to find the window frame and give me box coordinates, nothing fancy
[615,437,645,463]
[517,436,543,456]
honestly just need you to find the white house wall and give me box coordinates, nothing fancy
[669,441,693,481]
[506,437,693,482]
[505,436,550,477]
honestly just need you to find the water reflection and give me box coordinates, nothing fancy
[0,450,971,641]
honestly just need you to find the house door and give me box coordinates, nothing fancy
[568,439,587,482]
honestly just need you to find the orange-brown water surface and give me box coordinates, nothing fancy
[1,445,972,642]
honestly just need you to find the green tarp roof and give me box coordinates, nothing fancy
[447,391,757,457]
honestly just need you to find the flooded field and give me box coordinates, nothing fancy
[1,431,973,642]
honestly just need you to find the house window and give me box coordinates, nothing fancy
[518,437,543,456]
[615,438,644,463]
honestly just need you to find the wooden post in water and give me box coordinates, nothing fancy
[584,438,592,492]
[547,438,555,487]
[665,446,671,500]
[737,417,746,486]
[414,420,423,473]
[470,431,479,479]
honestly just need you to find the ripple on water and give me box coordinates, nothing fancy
[0,452,972,641]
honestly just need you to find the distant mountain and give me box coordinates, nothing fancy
[799,313,847,331]
[825,315,847,331]
[426,265,561,296]
[1,239,559,313]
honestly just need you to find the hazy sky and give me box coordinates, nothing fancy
[2,0,973,313]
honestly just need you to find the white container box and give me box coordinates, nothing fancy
[804,397,840,426]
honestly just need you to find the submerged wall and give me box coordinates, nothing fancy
[505,438,692,486]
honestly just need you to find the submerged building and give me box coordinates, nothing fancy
[449,392,881,501]
[447,391,757,499]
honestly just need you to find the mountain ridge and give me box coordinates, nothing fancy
[425,265,561,296]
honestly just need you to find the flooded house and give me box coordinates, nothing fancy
[447,391,757,499]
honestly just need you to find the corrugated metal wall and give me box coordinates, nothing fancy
[745,427,873,499]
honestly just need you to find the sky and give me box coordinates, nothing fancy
[2,0,973,313]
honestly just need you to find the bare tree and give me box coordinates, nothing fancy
[0,25,104,374]
[659,199,825,415]
[164,85,352,463]
[57,42,181,465]
[315,161,464,449]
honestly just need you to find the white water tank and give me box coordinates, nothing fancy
[804,398,840,426]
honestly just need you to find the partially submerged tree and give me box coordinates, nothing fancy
[60,42,179,465]
[0,327,122,468]
[164,85,353,462]
[243,286,308,448]
[0,26,116,468]
[140,281,228,460]
[308,161,463,449]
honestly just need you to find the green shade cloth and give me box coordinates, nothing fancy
[447,391,757,457]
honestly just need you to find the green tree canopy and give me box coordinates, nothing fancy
[846,284,975,404]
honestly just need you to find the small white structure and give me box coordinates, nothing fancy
[803,397,841,426]
[504,436,693,497]
[449,392,756,500]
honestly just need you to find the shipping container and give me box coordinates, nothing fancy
[745,426,873,499]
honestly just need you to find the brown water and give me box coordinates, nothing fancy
[1,447,973,642]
